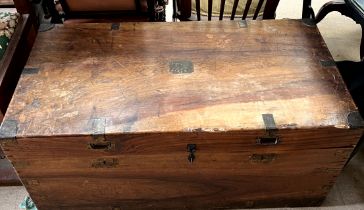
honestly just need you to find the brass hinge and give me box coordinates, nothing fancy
[347,111,364,129]
[0,148,5,159]
[169,60,194,74]
[0,120,18,146]
[22,67,40,75]
[88,118,114,150]
[256,114,280,145]
[320,60,336,67]
[238,20,248,28]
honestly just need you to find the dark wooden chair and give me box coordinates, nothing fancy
[318,0,364,61]
[303,0,364,117]
[303,0,364,61]
[0,0,37,186]
[174,0,280,21]
[302,0,364,164]
[45,0,168,23]
[0,0,37,122]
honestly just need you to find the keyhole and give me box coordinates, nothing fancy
[187,144,197,163]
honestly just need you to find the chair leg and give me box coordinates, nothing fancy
[147,0,155,21]
[315,0,349,24]
[43,0,63,24]
[361,25,364,61]
[302,0,315,19]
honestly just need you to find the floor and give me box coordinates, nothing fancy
[0,0,363,209]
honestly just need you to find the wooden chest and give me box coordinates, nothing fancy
[1,20,363,209]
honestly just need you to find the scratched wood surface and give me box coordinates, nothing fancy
[0,20,363,209]
[5,20,359,136]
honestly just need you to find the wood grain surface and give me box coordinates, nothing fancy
[5,20,359,136]
[1,20,363,209]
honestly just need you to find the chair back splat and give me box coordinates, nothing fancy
[189,0,280,21]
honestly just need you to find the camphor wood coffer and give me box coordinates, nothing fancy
[1,20,363,209]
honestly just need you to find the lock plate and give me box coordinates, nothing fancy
[187,144,196,163]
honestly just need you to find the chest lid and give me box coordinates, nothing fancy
[0,20,360,138]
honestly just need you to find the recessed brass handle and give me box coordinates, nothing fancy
[256,136,280,145]
[88,141,112,150]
